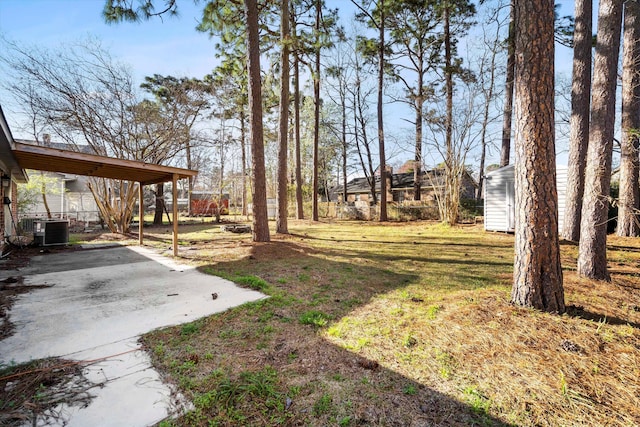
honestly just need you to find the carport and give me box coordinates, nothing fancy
[0,105,198,256]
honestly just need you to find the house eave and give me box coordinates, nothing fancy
[0,106,28,183]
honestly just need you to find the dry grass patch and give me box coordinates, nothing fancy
[0,358,97,426]
[134,221,639,426]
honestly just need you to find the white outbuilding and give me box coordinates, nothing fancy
[484,164,567,233]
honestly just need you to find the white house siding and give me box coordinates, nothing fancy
[484,164,567,234]
[484,165,516,232]
[25,192,65,217]
[67,192,100,222]
[21,174,100,222]
[556,166,567,235]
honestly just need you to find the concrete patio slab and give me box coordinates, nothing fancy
[0,245,266,426]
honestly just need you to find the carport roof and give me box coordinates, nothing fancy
[12,141,197,185]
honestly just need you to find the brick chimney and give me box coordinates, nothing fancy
[385,165,393,201]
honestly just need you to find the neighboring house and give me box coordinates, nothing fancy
[336,169,477,204]
[337,176,387,203]
[21,172,100,222]
[484,164,567,233]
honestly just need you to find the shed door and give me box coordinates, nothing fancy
[506,181,515,231]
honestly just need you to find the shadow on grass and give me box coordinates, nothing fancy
[566,305,640,329]
[561,239,640,253]
[194,241,421,317]
[607,244,640,253]
[317,245,514,270]
[182,241,516,426]
[290,232,512,250]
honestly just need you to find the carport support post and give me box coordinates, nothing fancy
[138,182,144,246]
[172,174,178,257]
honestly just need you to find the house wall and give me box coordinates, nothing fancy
[345,171,477,206]
[1,181,7,236]
[21,174,100,222]
[1,180,18,237]
[393,178,475,204]
[67,192,100,222]
[12,181,18,232]
[484,165,567,234]
[347,193,370,203]
[461,175,477,199]
[393,188,442,204]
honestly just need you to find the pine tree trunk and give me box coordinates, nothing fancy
[245,0,270,242]
[500,0,515,167]
[577,0,623,280]
[562,0,592,242]
[414,69,423,201]
[276,0,290,234]
[241,109,248,217]
[294,52,304,219]
[443,4,456,225]
[617,1,640,237]
[511,0,564,313]
[341,75,348,204]
[377,0,387,222]
[312,0,321,222]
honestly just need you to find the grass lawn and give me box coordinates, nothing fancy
[99,221,640,425]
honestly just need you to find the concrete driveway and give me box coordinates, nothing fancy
[0,244,266,426]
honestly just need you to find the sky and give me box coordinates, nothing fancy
[0,0,578,167]
[0,1,222,91]
[0,0,577,78]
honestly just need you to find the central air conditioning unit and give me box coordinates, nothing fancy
[19,217,38,233]
[33,220,70,246]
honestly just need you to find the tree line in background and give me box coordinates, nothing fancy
[98,0,500,233]
[1,0,639,315]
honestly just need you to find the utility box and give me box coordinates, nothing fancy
[33,220,70,246]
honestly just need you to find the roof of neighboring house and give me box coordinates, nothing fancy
[392,171,444,190]
[343,176,377,194]
[66,176,92,193]
[14,140,96,155]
